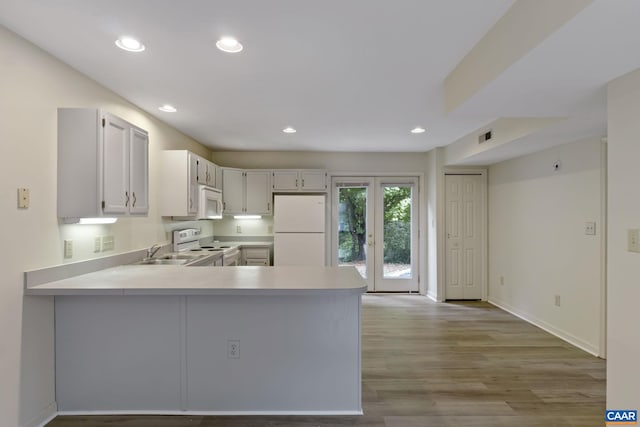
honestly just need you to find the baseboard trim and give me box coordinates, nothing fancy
[488,298,600,357]
[57,409,363,416]
[26,402,57,427]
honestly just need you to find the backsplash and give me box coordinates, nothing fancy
[214,216,274,237]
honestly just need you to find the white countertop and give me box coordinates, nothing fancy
[25,265,366,296]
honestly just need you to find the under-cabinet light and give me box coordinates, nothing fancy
[77,218,118,225]
[233,215,262,220]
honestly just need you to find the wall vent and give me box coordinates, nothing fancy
[478,130,492,144]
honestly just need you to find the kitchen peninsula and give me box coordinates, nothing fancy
[26,265,366,415]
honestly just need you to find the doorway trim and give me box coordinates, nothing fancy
[441,168,488,301]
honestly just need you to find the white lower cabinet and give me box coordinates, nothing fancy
[242,247,271,266]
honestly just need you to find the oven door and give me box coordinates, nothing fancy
[198,186,223,219]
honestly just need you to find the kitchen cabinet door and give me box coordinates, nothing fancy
[128,127,149,215]
[159,150,199,217]
[222,168,244,214]
[195,156,217,187]
[213,164,223,190]
[102,113,130,215]
[195,155,208,185]
[188,154,199,215]
[245,171,272,214]
[300,170,327,191]
[272,170,299,191]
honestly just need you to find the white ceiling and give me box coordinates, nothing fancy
[1,0,639,163]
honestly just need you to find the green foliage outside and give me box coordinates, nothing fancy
[338,186,411,264]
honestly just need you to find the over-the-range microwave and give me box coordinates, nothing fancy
[198,185,223,219]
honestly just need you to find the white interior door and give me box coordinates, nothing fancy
[445,174,484,300]
[332,177,418,292]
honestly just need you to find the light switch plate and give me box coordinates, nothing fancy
[64,240,73,259]
[18,188,30,208]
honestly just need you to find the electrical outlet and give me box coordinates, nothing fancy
[628,229,640,253]
[227,340,240,359]
[554,295,561,307]
[268,225,273,234]
[64,240,73,259]
[500,276,504,286]
[236,225,242,234]
[585,222,596,235]
[94,236,102,253]
[102,235,114,251]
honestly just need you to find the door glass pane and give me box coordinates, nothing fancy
[337,187,368,278]
[382,186,412,279]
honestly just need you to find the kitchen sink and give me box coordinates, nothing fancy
[159,254,200,260]
[135,258,189,265]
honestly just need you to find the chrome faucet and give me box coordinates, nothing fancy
[147,244,162,259]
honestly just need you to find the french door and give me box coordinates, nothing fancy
[332,177,418,292]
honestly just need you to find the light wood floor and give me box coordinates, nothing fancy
[46,295,605,426]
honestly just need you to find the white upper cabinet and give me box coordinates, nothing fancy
[245,170,272,214]
[272,170,299,191]
[222,168,272,215]
[272,170,327,192]
[127,127,149,214]
[57,108,149,222]
[160,150,200,217]
[195,156,220,188]
[222,168,244,214]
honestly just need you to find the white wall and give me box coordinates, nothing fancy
[607,69,640,408]
[487,137,604,356]
[0,25,212,427]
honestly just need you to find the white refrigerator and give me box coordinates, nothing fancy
[273,194,326,266]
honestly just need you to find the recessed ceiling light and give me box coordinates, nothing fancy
[411,127,426,134]
[216,37,243,53]
[282,127,297,134]
[115,36,145,52]
[158,104,177,113]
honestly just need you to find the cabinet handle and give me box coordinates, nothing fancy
[132,192,136,207]
[302,179,305,187]
[190,197,193,209]
[296,179,298,187]
[267,202,270,211]
[223,202,226,210]
[125,191,129,207]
